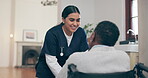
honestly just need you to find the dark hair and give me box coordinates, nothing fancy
[94,21,120,46]
[62,5,80,19]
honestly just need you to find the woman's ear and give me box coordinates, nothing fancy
[62,18,65,24]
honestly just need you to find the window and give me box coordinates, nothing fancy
[126,0,138,40]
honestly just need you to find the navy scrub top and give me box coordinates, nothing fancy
[35,23,89,78]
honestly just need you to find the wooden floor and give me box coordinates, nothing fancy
[0,67,36,78]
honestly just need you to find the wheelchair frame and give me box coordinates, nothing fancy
[68,63,148,78]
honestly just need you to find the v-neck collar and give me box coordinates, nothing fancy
[62,28,73,47]
[58,25,67,47]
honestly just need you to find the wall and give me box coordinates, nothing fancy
[0,0,11,67]
[94,0,125,41]
[139,0,148,67]
[14,0,58,42]
[13,0,58,67]
[59,0,125,41]
[0,0,136,67]
[0,0,58,67]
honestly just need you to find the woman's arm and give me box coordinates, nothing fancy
[45,54,62,77]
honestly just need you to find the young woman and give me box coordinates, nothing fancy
[35,5,89,78]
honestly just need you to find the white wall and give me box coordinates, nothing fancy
[1,0,141,67]
[139,0,148,67]
[13,0,58,67]
[0,0,11,67]
[0,0,58,67]
[15,0,58,42]
[94,0,125,41]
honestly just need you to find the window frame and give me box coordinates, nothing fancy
[125,0,138,41]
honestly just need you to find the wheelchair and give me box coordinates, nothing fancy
[68,63,148,78]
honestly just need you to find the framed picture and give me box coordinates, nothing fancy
[23,29,37,42]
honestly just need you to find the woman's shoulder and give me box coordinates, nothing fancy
[47,24,62,33]
[51,24,62,31]
[73,27,86,37]
[76,27,85,33]
[44,24,62,38]
[77,27,84,31]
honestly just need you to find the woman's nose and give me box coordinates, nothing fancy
[73,21,78,26]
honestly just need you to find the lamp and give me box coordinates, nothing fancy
[41,0,57,6]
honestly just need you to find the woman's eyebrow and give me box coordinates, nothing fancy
[69,18,80,20]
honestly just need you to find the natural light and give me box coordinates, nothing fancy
[132,0,138,35]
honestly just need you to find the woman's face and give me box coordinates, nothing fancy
[62,13,80,35]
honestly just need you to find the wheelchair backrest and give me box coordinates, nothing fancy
[68,64,136,78]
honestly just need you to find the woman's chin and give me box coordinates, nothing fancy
[71,28,78,32]
[71,30,76,33]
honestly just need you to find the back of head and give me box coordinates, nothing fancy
[62,5,80,19]
[94,21,120,46]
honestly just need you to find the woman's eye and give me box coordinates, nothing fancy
[69,18,80,22]
[76,19,80,22]
[69,18,75,22]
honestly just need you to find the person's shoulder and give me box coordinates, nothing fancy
[74,27,86,36]
[46,24,62,34]
[66,52,86,64]
[115,49,127,54]
[77,27,85,32]
[50,24,61,31]
[69,52,87,59]
[114,49,130,58]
